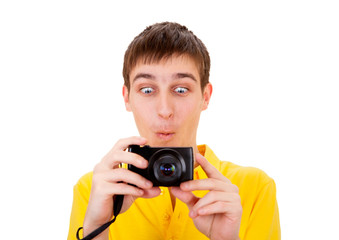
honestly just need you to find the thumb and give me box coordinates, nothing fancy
[170,187,199,218]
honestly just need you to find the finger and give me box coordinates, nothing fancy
[196,153,230,182]
[140,187,161,198]
[100,182,145,197]
[181,178,238,193]
[101,136,147,167]
[113,136,147,151]
[100,150,148,170]
[196,200,242,217]
[101,168,153,189]
[121,187,161,214]
[192,191,240,213]
[170,187,199,209]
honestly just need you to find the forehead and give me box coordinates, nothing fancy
[130,54,201,83]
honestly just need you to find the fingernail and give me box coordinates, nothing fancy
[190,210,197,218]
[145,181,153,188]
[141,160,148,168]
[181,182,189,190]
[138,189,144,195]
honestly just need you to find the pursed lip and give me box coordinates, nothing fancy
[155,132,175,141]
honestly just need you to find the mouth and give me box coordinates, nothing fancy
[155,132,175,141]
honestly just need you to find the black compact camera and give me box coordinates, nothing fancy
[128,145,194,186]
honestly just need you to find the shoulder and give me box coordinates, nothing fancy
[73,171,93,194]
[201,145,275,190]
[219,161,275,192]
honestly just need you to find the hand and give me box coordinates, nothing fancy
[83,136,161,237]
[171,153,242,240]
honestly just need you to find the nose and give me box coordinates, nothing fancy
[157,93,174,119]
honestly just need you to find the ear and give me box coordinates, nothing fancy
[122,85,132,112]
[202,83,213,111]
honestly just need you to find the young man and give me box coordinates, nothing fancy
[68,22,280,240]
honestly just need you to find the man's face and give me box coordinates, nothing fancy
[123,54,212,148]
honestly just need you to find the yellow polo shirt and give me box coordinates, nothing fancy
[68,145,280,239]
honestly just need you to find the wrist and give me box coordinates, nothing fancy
[81,225,109,240]
[82,220,108,240]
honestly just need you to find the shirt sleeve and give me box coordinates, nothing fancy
[67,173,92,240]
[242,179,281,239]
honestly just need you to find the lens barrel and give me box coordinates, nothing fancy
[150,149,185,185]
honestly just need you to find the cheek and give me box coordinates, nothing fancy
[132,105,150,121]
[130,99,155,122]
[178,99,202,124]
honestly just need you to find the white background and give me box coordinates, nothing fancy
[0,0,338,239]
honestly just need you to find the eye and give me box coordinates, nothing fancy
[174,87,188,94]
[140,87,154,94]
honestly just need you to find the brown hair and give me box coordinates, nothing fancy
[123,22,210,91]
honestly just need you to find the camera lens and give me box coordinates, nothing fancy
[149,149,185,186]
[160,163,176,176]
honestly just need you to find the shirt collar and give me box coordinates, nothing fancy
[194,144,220,180]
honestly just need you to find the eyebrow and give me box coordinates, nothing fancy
[133,72,197,83]
[133,73,155,83]
[174,73,197,82]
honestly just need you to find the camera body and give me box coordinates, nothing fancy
[128,145,194,186]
